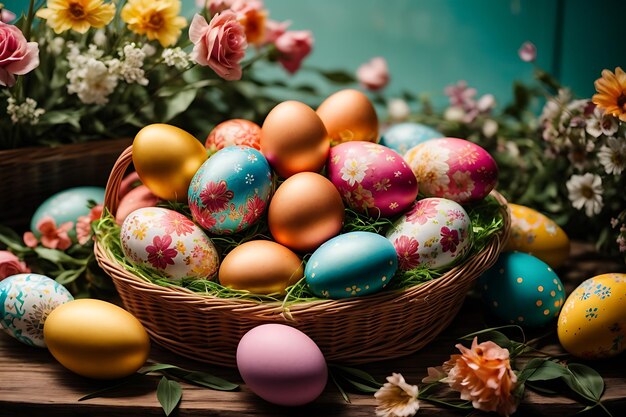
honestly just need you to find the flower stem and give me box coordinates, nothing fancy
[23,0,36,40]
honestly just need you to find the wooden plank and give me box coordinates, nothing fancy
[1,242,625,416]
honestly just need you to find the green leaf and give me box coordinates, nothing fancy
[157,377,182,417]
[568,363,604,401]
[78,374,145,401]
[40,110,82,129]
[155,89,198,123]
[316,69,356,84]
[340,377,380,393]
[328,369,350,404]
[140,363,239,391]
[517,358,569,384]
[34,247,86,265]
[55,268,84,285]
[329,364,383,388]
[460,325,526,348]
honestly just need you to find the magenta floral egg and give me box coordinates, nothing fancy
[386,198,472,270]
[120,207,219,281]
[205,119,261,153]
[404,138,498,204]
[327,141,418,218]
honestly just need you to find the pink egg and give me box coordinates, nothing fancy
[327,141,418,217]
[236,324,327,406]
[404,138,498,204]
[115,185,160,225]
[205,119,261,152]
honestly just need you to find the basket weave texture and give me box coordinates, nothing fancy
[95,146,511,367]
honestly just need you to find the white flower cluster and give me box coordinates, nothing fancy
[6,97,46,125]
[108,43,149,86]
[161,47,191,70]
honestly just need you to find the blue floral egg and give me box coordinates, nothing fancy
[31,186,105,237]
[380,122,443,154]
[305,231,398,299]
[0,273,74,347]
[478,252,565,327]
[189,146,272,234]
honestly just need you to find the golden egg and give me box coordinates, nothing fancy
[268,172,344,253]
[219,240,304,294]
[132,123,207,201]
[260,101,330,178]
[316,89,379,145]
[44,299,150,380]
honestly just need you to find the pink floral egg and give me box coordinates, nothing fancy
[120,207,219,281]
[404,138,498,204]
[205,119,261,153]
[327,141,418,217]
[386,198,472,270]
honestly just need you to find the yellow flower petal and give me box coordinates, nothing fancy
[36,0,115,34]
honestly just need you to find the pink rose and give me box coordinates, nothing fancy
[263,19,290,45]
[189,11,247,81]
[0,251,30,280]
[356,57,389,91]
[0,22,40,87]
[196,0,235,16]
[76,204,104,245]
[275,30,313,74]
[518,41,536,62]
[1,8,16,23]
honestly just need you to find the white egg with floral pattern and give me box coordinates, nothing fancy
[120,207,219,281]
[386,198,472,270]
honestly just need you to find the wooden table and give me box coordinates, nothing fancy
[1,243,625,417]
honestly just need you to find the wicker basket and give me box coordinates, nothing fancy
[0,138,132,230]
[95,146,511,367]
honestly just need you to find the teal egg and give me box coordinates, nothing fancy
[0,273,74,347]
[380,122,443,155]
[305,231,398,299]
[478,252,565,327]
[30,186,105,237]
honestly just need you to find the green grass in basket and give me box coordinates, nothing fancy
[94,195,504,304]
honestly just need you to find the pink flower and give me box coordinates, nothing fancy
[440,226,460,253]
[200,180,234,212]
[196,0,235,16]
[275,30,313,74]
[159,210,195,236]
[394,235,421,271]
[445,80,477,110]
[0,22,40,87]
[242,194,266,226]
[1,8,16,23]
[146,235,177,269]
[518,41,537,62]
[189,11,247,81]
[76,205,103,245]
[0,251,30,280]
[356,57,389,91]
[263,19,290,45]
[406,199,439,225]
[23,216,73,250]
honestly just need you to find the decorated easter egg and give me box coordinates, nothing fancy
[118,171,142,199]
[558,273,626,359]
[386,198,472,270]
[261,101,329,178]
[120,207,219,280]
[44,299,150,379]
[327,141,418,218]
[237,324,327,406]
[0,273,73,347]
[316,89,379,145]
[133,123,208,201]
[268,172,344,253]
[478,252,565,327]
[404,138,498,204]
[189,146,272,234]
[305,231,398,299]
[380,122,443,154]
[31,186,105,237]
[115,185,160,225]
[505,204,570,269]
[205,119,262,152]
[219,240,304,294]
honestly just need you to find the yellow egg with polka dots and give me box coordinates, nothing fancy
[558,273,626,359]
[505,204,570,268]
[478,252,565,327]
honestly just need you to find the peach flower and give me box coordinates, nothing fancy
[263,19,290,45]
[0,251,30,280]
[232,0,267,46]
[196,0,235,16]
[374,373,420,417]
[0,22,40,87]
[23,216,73,251]
[189,11,247,81]
[275,30,313,74]
[76,204,104,245]
[440,337,519,416]
[357,56,389,91]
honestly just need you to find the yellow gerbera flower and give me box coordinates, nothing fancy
[592,67,626,122]
[36,0,115,34]
[121,0,187,48]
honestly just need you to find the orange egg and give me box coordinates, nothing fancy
[260,101,329,178]
[316,89,379,145]
[268,172,344,253]
[219,240,304,294]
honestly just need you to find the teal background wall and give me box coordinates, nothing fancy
[3,0,624,107]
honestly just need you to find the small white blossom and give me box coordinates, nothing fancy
[109,43,148,85]
[586,107,619,138]
[93,29,107,47]
[444,106,466,122]
[597,137,626,175]
[6,97,45,124]
[161,47,191,70]
[66,44,117,105]
[387,98,410,121]
[566,173,604,217]
[142,43,157,57]
[477,94,496,112]
[47,37,65,55]
[374,373,420,417]
[482,119,498,138]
